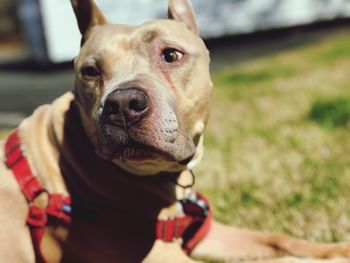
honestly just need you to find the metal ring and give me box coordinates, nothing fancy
[173,169,195,189]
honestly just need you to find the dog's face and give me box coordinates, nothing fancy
[71,0,212,175]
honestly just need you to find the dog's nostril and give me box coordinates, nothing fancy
[129,94,148,112]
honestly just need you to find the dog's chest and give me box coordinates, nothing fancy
[43,211,157,262]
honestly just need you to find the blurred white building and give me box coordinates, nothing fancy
[19,0,350,63]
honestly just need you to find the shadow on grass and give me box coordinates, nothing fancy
[309,97,350,128]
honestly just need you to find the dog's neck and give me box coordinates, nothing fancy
[20,92,179,219]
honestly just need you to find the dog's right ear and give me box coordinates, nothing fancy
[71,0,107,38]
[168,0,199,35]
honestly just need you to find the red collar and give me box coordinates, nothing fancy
[4,129,211,262]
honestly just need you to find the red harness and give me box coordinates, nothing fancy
[4,130,71,263]
[4,129,211,262]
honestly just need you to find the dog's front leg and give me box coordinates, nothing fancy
[190,221,280,261]
[190,221,350,262]
[143,240,200,263]
[243,257,350,263]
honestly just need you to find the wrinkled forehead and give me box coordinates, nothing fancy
[79,20,207,58]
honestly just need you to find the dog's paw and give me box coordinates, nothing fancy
[323,243,350,258]
[241,257,350,263]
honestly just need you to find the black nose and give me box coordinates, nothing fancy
[103,88,150,126]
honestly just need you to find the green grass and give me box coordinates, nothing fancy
[316,35,350,63]
[195,29,350,252]
[2,28,350,262]
[221,65,296,86]
[309,97,350,128]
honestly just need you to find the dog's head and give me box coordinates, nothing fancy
[71,0,212,175]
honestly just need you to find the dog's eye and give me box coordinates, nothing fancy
[162,49,184,63]
[81,66,100,78]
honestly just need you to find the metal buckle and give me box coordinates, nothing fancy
[179,193,209,218]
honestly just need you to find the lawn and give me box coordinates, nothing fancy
[1,27,350,261]
[196,29,350,246]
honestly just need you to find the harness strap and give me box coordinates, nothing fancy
[156,216,193,242]
[4,129,71,263]
[156,192,212,254]
[5,130,46,201]
[46,194,72,223]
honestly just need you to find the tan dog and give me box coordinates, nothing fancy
[1,0,350,262]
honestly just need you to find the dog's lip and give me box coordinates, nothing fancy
[178,154,195,165]
[110,142,176,162]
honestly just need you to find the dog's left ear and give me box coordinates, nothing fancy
[71,0,108,38]
[168,0,199,35]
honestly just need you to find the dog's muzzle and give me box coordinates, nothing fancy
[96,83,195,167]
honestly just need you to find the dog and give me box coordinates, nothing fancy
[1,0,350,262]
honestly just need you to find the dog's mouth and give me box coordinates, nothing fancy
[108,140,175,162]
[97,138,195,168]
[96,123,194,165]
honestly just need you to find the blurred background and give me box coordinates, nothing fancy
[1,0,350,249]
